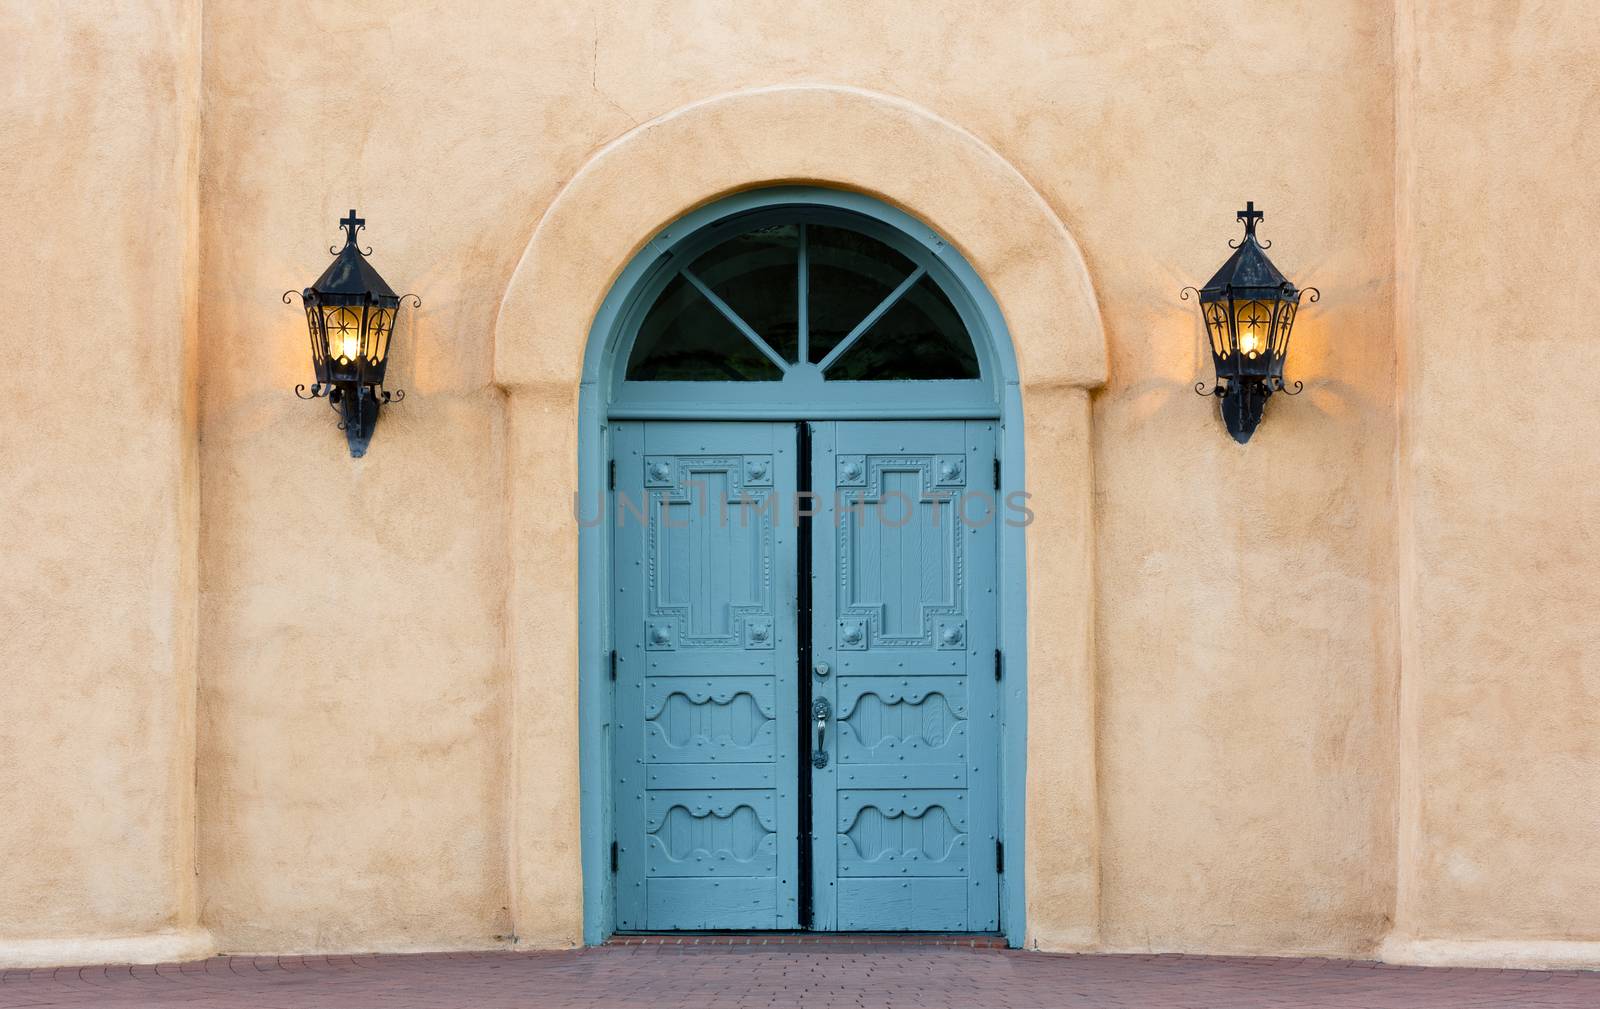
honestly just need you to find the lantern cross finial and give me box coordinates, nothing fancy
[1237,201,1264,238]
[339,209,365,247]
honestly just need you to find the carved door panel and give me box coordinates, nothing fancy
[808,420,1001,932]
[612,421,800,930]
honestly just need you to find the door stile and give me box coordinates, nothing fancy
[807,420,841,930]
[960,420,1002,929]
[795,421,815,929]
[610,421,647,929]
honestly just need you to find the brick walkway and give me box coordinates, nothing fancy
[3,939,1597,1007]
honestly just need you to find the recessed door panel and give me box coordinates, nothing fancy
[612,421,800,931]
[835,674,968,767]
[644,677,778,764]
[809,420,1000,933]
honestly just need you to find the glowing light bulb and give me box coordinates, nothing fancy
[341,333,361,361]
[1239,330,1262,358]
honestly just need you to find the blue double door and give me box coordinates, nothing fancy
[611,420,1000,933]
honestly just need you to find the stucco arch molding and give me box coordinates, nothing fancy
[493,84,1106,390]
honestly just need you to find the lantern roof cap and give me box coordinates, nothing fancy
[310,210,398,300]
[1200,202,1293,296]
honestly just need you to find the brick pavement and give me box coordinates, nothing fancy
[2,938,1597,1008]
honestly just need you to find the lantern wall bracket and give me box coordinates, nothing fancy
[288,377,406,457]
[1192,374,1307,399]
[1190,361,1311,444]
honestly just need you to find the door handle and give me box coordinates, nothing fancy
[811,697,831,768]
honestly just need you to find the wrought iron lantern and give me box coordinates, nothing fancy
[285,210,418,457]
[1183,203,1318,443]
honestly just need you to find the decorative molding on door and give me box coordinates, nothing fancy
[644,454,774,650]
[835,456,965,650]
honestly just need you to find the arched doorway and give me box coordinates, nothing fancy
[580,187,1025,937]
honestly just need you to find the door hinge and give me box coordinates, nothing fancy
[994,649,1003,682]
[996,840,1005,874]
[609,649,617,681]
[610,840,619,873]
[993,457,1001,491]
[608,459,616,491]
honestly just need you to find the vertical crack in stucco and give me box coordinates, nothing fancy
[187,0,214,943]
[1083,385,1104,952]
[590,11,639,127]
[496,381,519,946]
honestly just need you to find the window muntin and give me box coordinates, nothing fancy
[624,273,784,381]
[805,224,916,366]
[686,223,800,365]
[623,218,979,382]
[827,274,978,380]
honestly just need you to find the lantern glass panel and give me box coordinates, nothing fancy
[303,304,327,372]
[1233,299,1273,360]
[1272,299,1297,358]
[366,306,395,366]
[322,305,365,364]
[1202,301,1230,359]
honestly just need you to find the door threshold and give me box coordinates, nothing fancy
[608,932,1006,948]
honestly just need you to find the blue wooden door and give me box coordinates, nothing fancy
[808,420,1001,932]
[611,421,801,930]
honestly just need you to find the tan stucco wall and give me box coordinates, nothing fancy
[1382,1,1600,967]
[4,0,1598,969]
[188,0,1398,957]
[0,0,211,964]
[1079,9,1399,957]
[192,1,520,952]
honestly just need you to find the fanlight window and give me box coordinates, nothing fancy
[625,220,980,381]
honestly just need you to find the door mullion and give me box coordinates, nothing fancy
[795,421,814,929]
[807,421,839,931]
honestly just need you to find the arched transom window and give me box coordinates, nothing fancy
[609,200,998,417]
